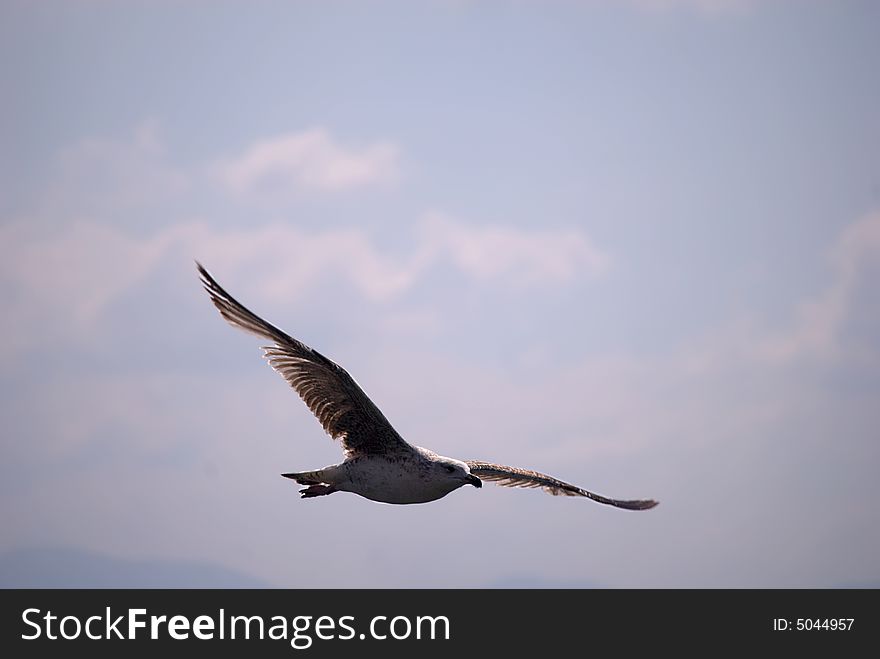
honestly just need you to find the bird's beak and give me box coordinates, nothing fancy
[466,474,482,488]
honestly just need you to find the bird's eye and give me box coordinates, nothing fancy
[444,465,455,473]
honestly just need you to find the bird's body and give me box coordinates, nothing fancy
[289,448,473,504]
[197,263,657,510]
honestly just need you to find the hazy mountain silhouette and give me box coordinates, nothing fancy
[0,546,270,588]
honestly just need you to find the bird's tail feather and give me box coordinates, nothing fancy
[281,470,326,485]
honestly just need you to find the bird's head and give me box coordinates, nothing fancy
[435,457,482,489]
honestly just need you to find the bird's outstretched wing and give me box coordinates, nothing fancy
[465,461,658,510]
[197,262,411,457]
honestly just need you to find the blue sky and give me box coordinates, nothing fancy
[1,0,879,587]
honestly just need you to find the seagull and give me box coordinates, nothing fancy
[197,263,658,510]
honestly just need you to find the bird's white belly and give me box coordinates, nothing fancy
[339,458,460,505]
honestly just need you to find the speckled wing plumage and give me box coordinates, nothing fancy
[465,461,658,510]
[198,262,412,457]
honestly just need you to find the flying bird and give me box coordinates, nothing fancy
[197,263,658,510]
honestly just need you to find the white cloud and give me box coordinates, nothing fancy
[188,221,419,302]
[215,128,400,197]
[0,213,610,360]
[1,212,608,314]
[32,122,400,222]
[202,210,612,296]
[0,219,188,360]
[671,213,880,378]
[418,211,611,284]
[43,120,188,215]
[756,213,880,363]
